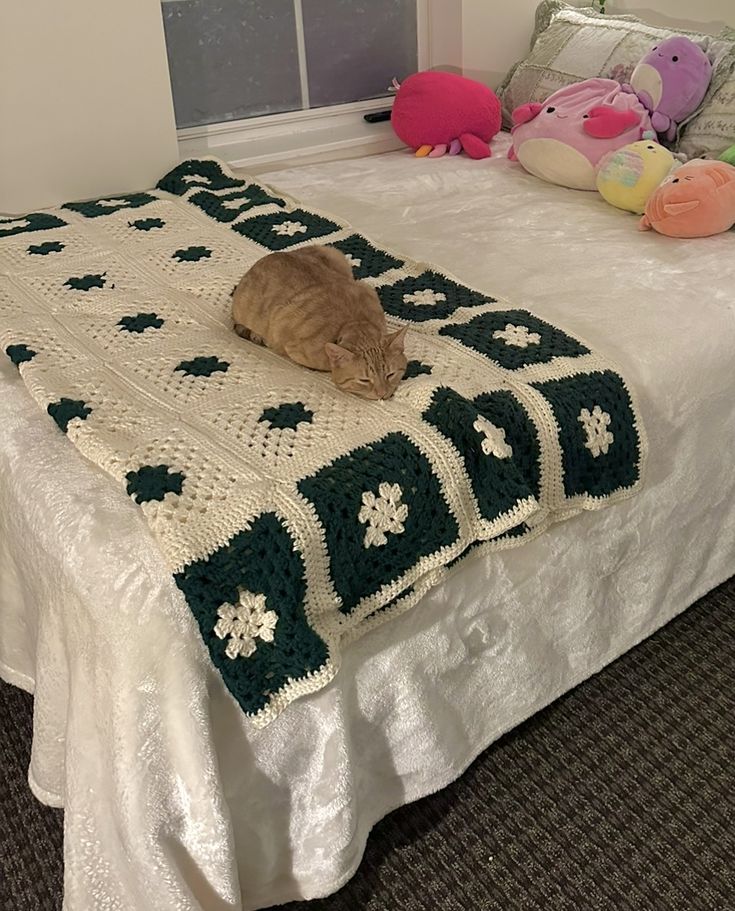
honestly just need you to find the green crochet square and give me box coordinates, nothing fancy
[0,213,67,237]
[423,387,538,523]
[440,309,589,369]
[298,432,459,615]
[232,209,340,250]
[157,159,246,196]
[174,513,328,717]
[533,370,640,499]
[188,186,285,223]
[328,234,403,280]
[63,194,157,218]
[377,271,494,322]
[473,389,542,498]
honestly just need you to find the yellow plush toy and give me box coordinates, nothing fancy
[596,139,675,215]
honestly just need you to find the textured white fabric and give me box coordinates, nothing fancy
[0,172,645,726]
[2,132,735,910]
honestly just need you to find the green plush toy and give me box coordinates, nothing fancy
[719,144,735,166]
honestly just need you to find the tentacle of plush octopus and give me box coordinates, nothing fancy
[448,139,462,155]
[415,144,433,157]
[428,144,448,157]
[459,132,492,159]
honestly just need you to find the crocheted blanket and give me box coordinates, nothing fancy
[0,158,646,726]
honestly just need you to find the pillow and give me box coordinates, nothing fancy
[678,30,735,160]
[497,0,735,155]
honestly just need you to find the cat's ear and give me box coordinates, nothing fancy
[385,325,408,351]
[325,342,355,367]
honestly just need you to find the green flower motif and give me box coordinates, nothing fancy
[175,355,229,377]
[28,241,65,256]
[125,464,185,504]
[6,344,37,367]
[118,312,164,334]
[64,273,106,291]
[129,217,165,232]
[258,402,314,430]
[47,398,92,433]
[172,245,213,263]
[404,360,432,379]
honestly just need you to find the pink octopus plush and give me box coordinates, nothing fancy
[509,78,653,190]
[391,71,501,159]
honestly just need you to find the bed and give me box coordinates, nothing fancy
[1,130,734,910]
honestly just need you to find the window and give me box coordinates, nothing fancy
[161,0,419,130]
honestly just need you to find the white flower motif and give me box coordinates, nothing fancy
[578,405,614,458]
[272,220,308,237]
[358,481,409,549]
[213,589,278,660]
[402,289,447,307]
[1,217,31,229]
[345,254,362,267]
[473,416,513,459]
[220,197,250,209]
[181,174,207,184]
[492,324,542,348]
[94,198,132,208]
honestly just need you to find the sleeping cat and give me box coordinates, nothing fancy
[231,245,408,400]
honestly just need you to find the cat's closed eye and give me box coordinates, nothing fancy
[357,378,371,385]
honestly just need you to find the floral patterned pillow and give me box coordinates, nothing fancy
[678,29,735,160]
[497,0,735,157]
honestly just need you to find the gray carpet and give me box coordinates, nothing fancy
[2,578,734,911]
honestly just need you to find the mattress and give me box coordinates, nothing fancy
[2,133,734,911]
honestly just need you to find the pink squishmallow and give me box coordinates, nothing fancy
[391,71,501,159]
[509,78,653,190]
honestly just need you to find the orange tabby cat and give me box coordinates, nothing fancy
[232,245,408,400]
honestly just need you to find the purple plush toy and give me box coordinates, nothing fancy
[624,36,712,141]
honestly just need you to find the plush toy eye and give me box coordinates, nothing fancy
[652,46,658,50]
[582,114,589,119]
[647,145,655,149]
[672,55,679,62]
[672,178,680,183]
[546,106,556,113]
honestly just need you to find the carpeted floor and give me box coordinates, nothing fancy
[2,579,734,911]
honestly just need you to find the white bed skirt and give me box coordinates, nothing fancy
[2,134,735,910]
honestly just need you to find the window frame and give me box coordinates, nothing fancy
[173,0,443,170]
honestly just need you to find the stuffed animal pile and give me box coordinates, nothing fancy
[388,36,734,238]
[507,35,713,195]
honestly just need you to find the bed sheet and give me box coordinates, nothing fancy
[1,133,734,911]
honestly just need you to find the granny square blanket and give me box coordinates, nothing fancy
[0,158,646,726]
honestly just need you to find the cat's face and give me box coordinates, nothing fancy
[325,326,408,400]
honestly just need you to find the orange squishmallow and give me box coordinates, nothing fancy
[639,159,735,237]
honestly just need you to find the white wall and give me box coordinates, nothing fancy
[0,0,179,215]
[461,0,735,89]
[427,0,463,72]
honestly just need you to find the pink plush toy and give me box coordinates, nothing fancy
[639,159,735,237]
[391,71,501,159]
[509,78,653,190]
